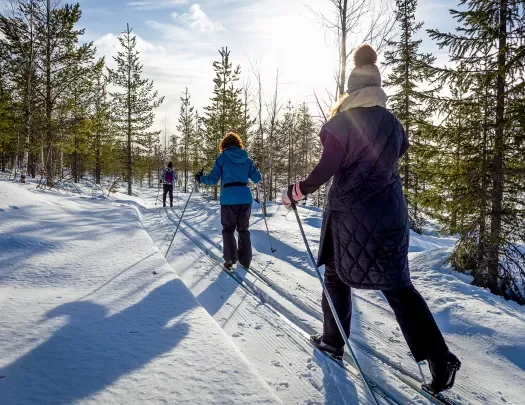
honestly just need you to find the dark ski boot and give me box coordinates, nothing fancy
[223,260,235,272]
[423,351,461,394]
[310,334,344,360]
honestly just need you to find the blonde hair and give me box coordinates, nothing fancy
[219,131,244,152]
[330,93,349,118]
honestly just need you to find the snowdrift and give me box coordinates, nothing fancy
[0,180,280,405]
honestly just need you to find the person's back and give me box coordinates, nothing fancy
[161,162,177,207]
[197,132,261,269]
[324,106,407,211]
[213,147,260,205]
[161,167,176,185]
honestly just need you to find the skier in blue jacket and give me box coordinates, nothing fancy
[196,132,261,269]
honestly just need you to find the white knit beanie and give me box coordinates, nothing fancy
[347,44,381,94]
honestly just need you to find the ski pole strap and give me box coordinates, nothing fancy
[223,182,248,188]
[287,185,297,210]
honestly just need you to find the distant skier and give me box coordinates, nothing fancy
[282,45,461,394]
[160,162,178,208]
[195,132,261,270]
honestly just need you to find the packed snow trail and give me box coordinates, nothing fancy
[159,202,460,405]
[139,187,525,405]
[142,197,431,404]
[0,180,281,405]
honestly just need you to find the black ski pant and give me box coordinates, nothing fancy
[321,228,449,362]
[163,184,173,207]
[221,204,252,268]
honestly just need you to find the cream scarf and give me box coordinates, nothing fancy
[331,86,388,116]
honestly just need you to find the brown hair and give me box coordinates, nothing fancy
[219,131,244,152]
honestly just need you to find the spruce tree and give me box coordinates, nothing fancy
[108,23,164,196]
[428,0,525,301]
[177,87,194,192]
[383,0,435,232]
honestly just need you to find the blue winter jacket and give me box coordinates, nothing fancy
[200,147,261,205]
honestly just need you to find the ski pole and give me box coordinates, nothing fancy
[155,183,161,206]
[287,187,379,405]
[165,185,195,257]
[256,184,277,253]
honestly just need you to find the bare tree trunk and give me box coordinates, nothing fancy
[267,71,280,202]
[1,141,5,172]
[44,0,55,186]
[402,0,410,194]
[21,0,35,183]
[127,24,133,196]
[337,0,348,97]
[487,0,507,294]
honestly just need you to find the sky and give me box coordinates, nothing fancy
[73,0,458,136]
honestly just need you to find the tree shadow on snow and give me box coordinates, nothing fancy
[0,203,143,282]
[0,279,193,405]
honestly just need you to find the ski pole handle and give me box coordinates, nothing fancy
[287,185,297,210]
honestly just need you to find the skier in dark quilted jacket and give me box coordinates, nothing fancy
[282,45,461,394]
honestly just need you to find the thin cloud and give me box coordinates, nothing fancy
[174,4,225,33]
[128,0,188,11]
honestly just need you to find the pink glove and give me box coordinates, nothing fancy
[281,182,306,209]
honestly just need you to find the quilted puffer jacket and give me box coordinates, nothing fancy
[316,106,412,290]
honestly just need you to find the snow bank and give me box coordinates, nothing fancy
[0,180,280,405]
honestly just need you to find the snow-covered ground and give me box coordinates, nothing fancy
[0,180,280,405]
[1,178,525,404]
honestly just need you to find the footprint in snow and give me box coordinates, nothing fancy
[232,332,243,338]
[9,206,19,209]
[435,297,456,304]
[271,360,283,368]
[276,381,289,390]
[0,208,4,212]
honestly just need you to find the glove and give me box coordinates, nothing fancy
[195,169,204,184]
[159,179,163,184]
[281,182,306,209]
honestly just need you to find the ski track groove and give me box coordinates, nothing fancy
[156,206,424,405]
[173,199,505,405]
[159,202,450,403]
[152,208,362,404]
[142,191,517,405]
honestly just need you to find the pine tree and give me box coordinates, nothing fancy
[383,0,435,232]
[202,47,244,199]
[33,0,99,185]
[428,0,525,302]
[91,62,112,184]
[177,87,194,192]
[108,23,164,196]
[0,0,39,181]
[0,38,16,173]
